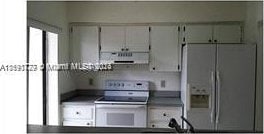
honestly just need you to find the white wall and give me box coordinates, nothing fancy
[67,1,247,91]
[67,1,246,23]
[27,1,75,94]
[73,65,180,91]
[244,1,263,131]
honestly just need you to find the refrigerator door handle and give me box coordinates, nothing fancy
[210,71,215,123]
[186,84,191,111]
[216,71,221,124]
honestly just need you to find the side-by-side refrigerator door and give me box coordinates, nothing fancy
[216,44,256,131]
[186,44,216,130]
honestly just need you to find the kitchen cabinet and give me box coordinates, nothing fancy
[148,106,182,129]
[213,25,242,43]
[184,25,213,44]
[150,26,181,72]
[70,26,99,64]
[100,26,149,52]
[100,26,125,52]
[183,24,242,44]
[62,104,95,127]
[126,26,150,52]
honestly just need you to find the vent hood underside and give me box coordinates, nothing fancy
[100,52,149,64]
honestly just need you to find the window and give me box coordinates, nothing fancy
[28,27,43,125]
[27,26,59,125]
[46,32,59,125]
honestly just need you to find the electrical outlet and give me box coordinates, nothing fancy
[161,80,166,88]
[89,78,94,86]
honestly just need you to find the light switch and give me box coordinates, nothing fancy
[89,78,94,86]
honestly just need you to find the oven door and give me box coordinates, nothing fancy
[95,104,147,128]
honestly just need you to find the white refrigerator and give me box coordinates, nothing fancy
[181,44,256,131]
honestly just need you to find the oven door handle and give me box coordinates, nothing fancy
[96,105,146,109]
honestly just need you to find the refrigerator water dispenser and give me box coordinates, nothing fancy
[190,85,210,108]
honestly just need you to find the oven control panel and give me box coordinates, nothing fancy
[105,80,149,91]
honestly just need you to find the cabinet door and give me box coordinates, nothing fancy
[100,26,125,52]
[148,107,182,123]
[213,25,242,43]
[184,25,213,43]
[126,26,149,52]
[71,26,99,64]
[63,105,94,120]
[150,26,180,72]
[148,106,182,128]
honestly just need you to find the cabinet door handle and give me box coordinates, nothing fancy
[152,124,155,128]
[216,71,221,125]
[152,67,156,70]
[126,48,129,51]
[121,48,124,51]
[210,71,215,123]
[76,112,79,115]
[163,113,167,116]
[208,39,212,43]
[214,39,218,43]
[86,122,90,126]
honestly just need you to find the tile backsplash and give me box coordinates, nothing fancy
[72,64,181,91]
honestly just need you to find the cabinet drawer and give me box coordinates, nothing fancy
[148,107,182,122]
[63,120,94,127]
[63,105,94,120]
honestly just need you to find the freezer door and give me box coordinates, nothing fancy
[216,44,256,131]
[186,44,216,130]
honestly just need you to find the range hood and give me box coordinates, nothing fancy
[100,51,149,64]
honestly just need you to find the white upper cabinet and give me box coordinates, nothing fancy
[150,26,181,72]
[126,26,150,52]
[100,26,125,52]
[100,26,149,52]
[213,25,242,43]
[184,25,213,44]
[184,24,242,44]
[71,26,99,64]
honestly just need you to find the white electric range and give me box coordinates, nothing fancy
[95,80,149,128]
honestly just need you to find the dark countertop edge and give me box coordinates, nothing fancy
[27,125,175,133]
[27,125,260,133]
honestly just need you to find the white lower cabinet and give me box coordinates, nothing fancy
[148,106,182,128]
[62,104,95,127]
